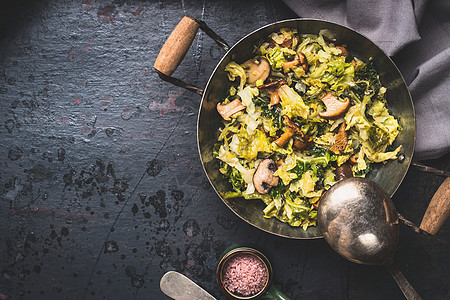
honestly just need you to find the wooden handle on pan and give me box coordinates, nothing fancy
[419,177,450,235]
[154,16,200,76]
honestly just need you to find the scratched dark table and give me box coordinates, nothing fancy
[0,1,449,299]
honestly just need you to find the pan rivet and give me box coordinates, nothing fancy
[397,153,405,163]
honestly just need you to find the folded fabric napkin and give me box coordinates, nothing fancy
[282,0,450,160]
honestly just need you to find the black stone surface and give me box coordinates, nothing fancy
[0,1,448,299]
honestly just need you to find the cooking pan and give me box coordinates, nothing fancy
[154,18,416,239]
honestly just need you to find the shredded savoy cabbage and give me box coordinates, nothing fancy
[213,28,402,230]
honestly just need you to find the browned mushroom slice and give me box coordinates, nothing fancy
[274,127,295,147]
[257,125,269,137]
[257,79,287,90]
[349,153,358,165]
[276,158,284,168]
[335,163,353,181]
[313,196,322,210]
[282,115,302,134]
[281,115,312,150]
[281,38,292,48]
[216,99,246,121]
[297,52,308,72]
[269,90,280,106]
[319,92,351,119]
[336,45,348,56]
[282,52,308,72]
[268,38,277,48]
[243,57,271,86]
[330,122,348,154]
[282,59,299,71]
[293,138,310,150]
[253,159,279,194]
[283,115,311,139]
[257,80,287,106]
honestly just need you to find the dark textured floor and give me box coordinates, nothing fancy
[0,1,448,299]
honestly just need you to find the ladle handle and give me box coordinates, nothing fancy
[419,177,450,235]
[386,260,422,300]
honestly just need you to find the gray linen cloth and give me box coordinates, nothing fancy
[282,0,450,160]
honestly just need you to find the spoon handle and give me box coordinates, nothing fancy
[385,260,422,300]
[160,271,216,300]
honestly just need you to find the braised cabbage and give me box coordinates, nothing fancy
[214,28,402,230]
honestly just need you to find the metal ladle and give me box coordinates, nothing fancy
[317,177,449,300]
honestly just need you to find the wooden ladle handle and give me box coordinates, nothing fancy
[419,177,450,235]
[154,16,200,76]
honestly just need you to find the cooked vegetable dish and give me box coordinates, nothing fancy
[213,28,402,229]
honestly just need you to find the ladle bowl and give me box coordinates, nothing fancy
[318,177,423,299]
[318,177,399,265]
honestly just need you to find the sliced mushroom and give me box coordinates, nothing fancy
[313,201,320,210]
[253,159,279,194]
[258,80,287,107]
[283,115,302,135]
[277,115,313,149]
[297,52,308,72]
[216,99,246,121]
[282,116,312,150]
[281,38,292,48]
[319,92,351,119]
[335,163,353,181]
[256,125,266,133]
[274,127,295,147]
[293,138,310,150]
[243,57,271,86]
[256,125,270,138]
[330,122,348,154]
[282,59,299,71]
[336,45,348,56]
[268,38,277,48]
[276,158,284,168]
[257,79,287,90]
[349,153,358,165]
[284,115,312,139]
[269,90,280,106]
[269,37,293,48]
[282,52,308,72]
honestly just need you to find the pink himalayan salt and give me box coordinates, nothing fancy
[222,253,268,296]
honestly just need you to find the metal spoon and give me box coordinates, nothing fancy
[160,271,216,300]
[317,178,421,299]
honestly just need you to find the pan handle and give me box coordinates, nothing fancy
[412,161,450,177]
[154,16,230,95]
[419,177,450,235]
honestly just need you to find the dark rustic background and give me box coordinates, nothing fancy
[0,1,448,299]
